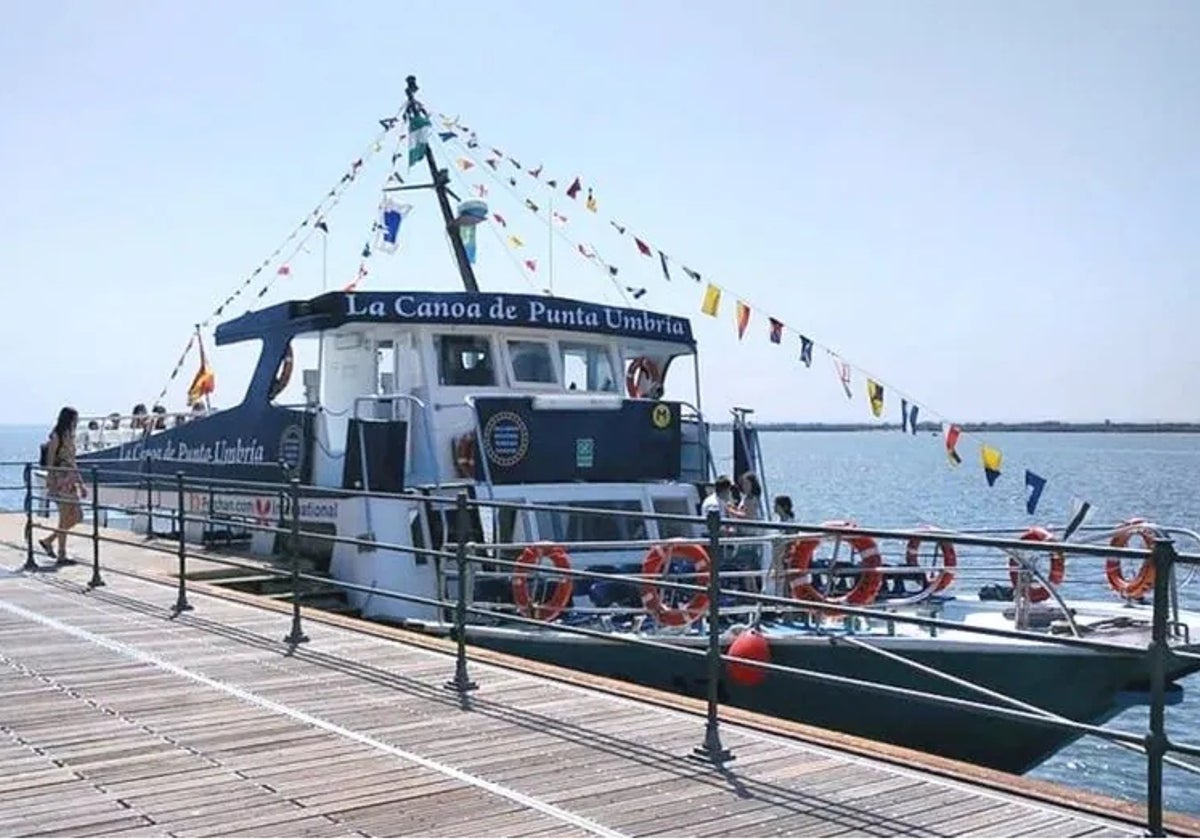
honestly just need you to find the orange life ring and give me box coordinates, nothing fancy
[787,521,884,608]
[640,542,710,627]
[267,344,294,401]
[1009,526,1066,603]
[452,432,476,479]
[512,543,574,622]
[1105,518,1157,600]
[625,356,661,398]
[904,528,958,594]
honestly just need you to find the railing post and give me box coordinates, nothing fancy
[172,472,192,613]
[692,508,732,764]
[23,462,38,572]
[144,456,154,537]
[1145,537,1173,837]
[87,467,105,589]
[445,491,477,693]
[283,478,309,645]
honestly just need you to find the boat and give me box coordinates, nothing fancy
[53,75,1200,775]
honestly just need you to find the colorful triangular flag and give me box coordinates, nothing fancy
[634,237,652,257]
[944,424,963,466]
[1025,470,1047,515]
[1063,499,1093,540]
[566,177,582,199]
[407,110,432,168]
[981,444,1002,486]
[867,379,884,417]
[768,318,783,344]
[701,284,721,317]
[658,251,671,282]
[799,336,813,368]
[834,358,852,399]
[735,301,750,339]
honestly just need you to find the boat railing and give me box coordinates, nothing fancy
[10,460,1200,834]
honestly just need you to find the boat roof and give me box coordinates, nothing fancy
[214,290,696,348]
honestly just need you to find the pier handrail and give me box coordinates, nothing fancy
[10,461,1200,834]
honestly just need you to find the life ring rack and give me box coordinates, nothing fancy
[1007,527,1067,603]
[511,543,575,623]
[786,521,885,613]
[1105,518,1158,600]
[625,356,662,399]
[452,432,477,479]
[267,343,294,401]
[639,541,711,627]
[903,527,958,597]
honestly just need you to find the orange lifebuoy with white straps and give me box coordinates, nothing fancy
[904,527,958,594]
[640,542,710,627]
[787,521,884,608]
[1105,518,1157,600]
[512,543,574,622]
[267,344,294,401]
[1009,527,1066,603]
[625,356,662,398]
[452,432,476,479]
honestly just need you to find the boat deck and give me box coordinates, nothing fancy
[0,515,1194,837]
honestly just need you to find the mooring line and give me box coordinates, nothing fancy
[0,595,625,838]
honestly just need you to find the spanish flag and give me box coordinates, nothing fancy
[867,379,884,417]
[700,283,721,317]
[187,330,215,406]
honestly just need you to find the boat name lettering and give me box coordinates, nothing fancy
[117,437,268,464]
[345,293,687,338]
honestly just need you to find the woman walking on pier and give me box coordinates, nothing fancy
[39,406,86,561]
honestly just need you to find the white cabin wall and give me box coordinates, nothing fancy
[312,330,378,487]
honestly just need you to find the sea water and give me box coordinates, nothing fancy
[2,425,1197,813]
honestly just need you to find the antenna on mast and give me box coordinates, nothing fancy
[404,75,480,294]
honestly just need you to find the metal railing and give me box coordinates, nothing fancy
[9,460,1200,835]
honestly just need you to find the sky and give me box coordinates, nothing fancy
[1,0,1197,426]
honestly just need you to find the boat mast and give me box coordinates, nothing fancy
[405,75,480,294]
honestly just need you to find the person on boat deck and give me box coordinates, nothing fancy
[730,471,765,591]
[769,495,796,596]
[700,475,737,520]
[736,471,763,520]
[105,413,121,430]
[131,403,149,430]
[38,406,86,562]
[151,403,168,430]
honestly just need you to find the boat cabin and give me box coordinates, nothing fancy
[211,289,711,494]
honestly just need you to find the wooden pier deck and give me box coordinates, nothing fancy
[1,516,1195,837]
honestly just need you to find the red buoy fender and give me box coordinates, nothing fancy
[726,628,771,687]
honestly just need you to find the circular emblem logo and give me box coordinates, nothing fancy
[651,403,672,429]
[278,424,305,472]
[482,411,530,468]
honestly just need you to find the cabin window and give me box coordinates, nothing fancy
[535,500,647,544]
[652,497,697,540]
[435,335,495,387]
[507,340,556,384]
[561,342,617,392]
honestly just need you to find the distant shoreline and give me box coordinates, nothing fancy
[709,421,1200,433]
